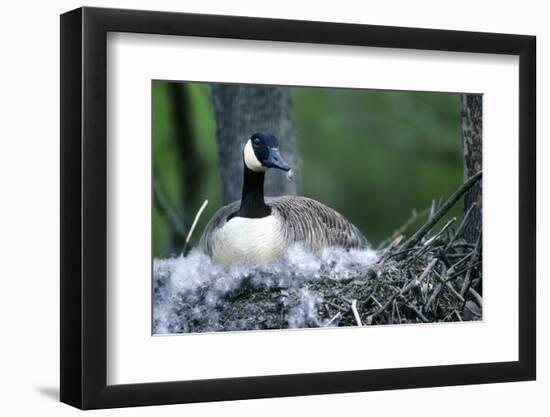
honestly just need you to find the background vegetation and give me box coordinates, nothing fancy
[153,81,463,258]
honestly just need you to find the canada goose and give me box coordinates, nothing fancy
[199,132,368,266]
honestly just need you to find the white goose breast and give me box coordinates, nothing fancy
[210,215,286,266]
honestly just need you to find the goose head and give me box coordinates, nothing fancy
[243,132,290,173]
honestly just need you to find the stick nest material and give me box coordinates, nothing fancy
[154,172,483,333]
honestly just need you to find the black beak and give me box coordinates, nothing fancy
[264,147,290,171]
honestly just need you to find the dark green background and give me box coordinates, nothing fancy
[153,82,463,258]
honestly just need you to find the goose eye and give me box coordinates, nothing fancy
[253,138,260,146]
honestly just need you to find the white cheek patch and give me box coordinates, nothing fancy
[243,140,266,172]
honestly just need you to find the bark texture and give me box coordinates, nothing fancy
[461,94,483,243]
[212,84,301,204]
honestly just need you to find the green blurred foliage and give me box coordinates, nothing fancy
[153,81,463,258]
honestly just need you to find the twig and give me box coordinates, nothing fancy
[447,251,476,275]
[468,287,483,308]
[444,203,477,252]
[425,282,443,313]
[414,217,456,257]
[423,218,456,248]
[370,295,383,309]
[327,301,347,312]
[351,300,363,326]
[406,302,429,323]
[452,242,476,249]
[429,199,437,220]
[182,199,209,256]
[395,301,402,323]
[446,253,469,259]
[460,231,482,296]
[399,171,482,253]
[325,312,341,327]
[464,301,481,318]
[448,261,482,281]
[433,269,465,303]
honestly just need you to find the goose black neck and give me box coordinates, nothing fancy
[232,167,271,219]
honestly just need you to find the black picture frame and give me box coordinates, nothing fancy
[60,6,536,410]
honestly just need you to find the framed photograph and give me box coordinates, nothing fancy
[60,6,536,409]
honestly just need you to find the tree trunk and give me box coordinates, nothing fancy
[461,94,482,243]
[211,84,301,204]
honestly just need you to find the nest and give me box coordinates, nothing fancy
[153,172,482,334]
[320,229,482,327]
